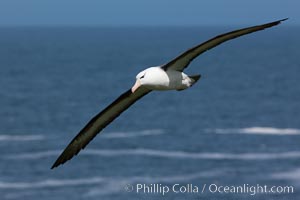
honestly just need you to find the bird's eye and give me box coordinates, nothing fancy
[140,74,145,79]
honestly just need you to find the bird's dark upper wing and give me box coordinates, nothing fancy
[162,18,287,72]
[51,87,151,169]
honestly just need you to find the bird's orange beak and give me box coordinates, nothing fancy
[131,79,141,93]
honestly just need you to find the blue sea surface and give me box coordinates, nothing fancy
[0,26,299,200]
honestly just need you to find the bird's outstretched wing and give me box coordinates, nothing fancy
[51,87,151,169]
[162,18,288,72]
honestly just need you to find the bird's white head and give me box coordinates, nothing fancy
[131,69,147,93]
[131,67,167,93]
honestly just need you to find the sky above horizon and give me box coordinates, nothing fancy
[0,0,298,26]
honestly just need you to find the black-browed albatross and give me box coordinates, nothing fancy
[51,18,287,169]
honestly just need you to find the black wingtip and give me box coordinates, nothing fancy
[51,156,66,169]
[268,18,288,26]
[277,18,289,24]
[274,18,288,25]
[51,162,59,169]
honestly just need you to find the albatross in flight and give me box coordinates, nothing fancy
[51,18,287,169]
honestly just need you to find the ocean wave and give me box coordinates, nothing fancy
[6,150,61,159]
[208,127,300,135]
[272,168,300,181]
[4,190,36,199]
[84,149,300,160]
[0,177,105,189]
[6,148,300,161]
[0,134,44,141]
[102,129,165,138]
[0,170,221,191]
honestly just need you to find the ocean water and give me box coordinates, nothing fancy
[0,26,299,200]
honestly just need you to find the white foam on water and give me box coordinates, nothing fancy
[83,149,300,160]
[86,149,300,160]
[6,150,60,159]
[0,177,105,189]
[102,129,165,139]
[210,127,300,135]
[7,148,300,161]
[0,135,45,141]
[272,168,300,181]
[0,170,222,192]
[4,190,38,199]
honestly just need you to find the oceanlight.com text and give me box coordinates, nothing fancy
[207,183,294,195]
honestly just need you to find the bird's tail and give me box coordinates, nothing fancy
[189,74,201,85]
[177,74,201,91]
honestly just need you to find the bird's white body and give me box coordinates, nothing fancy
[134,66,197,91]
